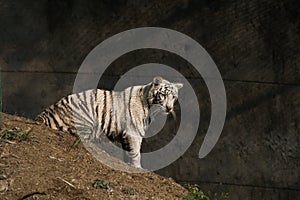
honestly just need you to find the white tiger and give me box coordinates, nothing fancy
[36,76,183,168]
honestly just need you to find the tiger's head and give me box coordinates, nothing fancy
[148,76,183,114]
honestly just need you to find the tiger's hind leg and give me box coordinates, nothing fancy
[121,132,143,168]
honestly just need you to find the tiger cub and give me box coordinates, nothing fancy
[36,76,183,168]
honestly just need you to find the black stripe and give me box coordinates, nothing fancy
[52,103,65,124]
[75,93,94,124]
[128,87,133,120]
[59,98,70,114]
[123,91,127,130]
[128,87,137,130]
[60,98,75,123]
[95,90,99,119]
[47,109,60,129]
[140,87,146,117]
[76,93,82,101]
[44,113,51,126]
[64,95,76,123]
[96,105,99,118]
[69,95,80,110]
[65,95,70,104]
[100,91,107,130]
[145,84,152,109]
[106,91,112,135]
[82,91,92,117]
[115,118,118,135]
[53,101,69,126]
[90,90,95,120]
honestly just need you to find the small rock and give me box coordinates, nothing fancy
[0,179,8,192]
[107,188,113,193]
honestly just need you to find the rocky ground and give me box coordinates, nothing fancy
[0,113,187,199]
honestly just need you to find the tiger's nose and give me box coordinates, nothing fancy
[166,106,172,112]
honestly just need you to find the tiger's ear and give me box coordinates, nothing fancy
[152,76,163,85]
[174,83,183,89]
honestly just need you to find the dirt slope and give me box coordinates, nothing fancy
[0,113,187,199]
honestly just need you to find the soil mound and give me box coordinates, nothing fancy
[0,113,187,199]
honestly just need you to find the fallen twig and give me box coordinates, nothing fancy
[58,177,76,189]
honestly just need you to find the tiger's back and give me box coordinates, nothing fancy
[36,86,149,140]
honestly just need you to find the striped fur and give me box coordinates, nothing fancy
[36,76,183,168]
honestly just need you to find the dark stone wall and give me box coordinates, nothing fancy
[1,0,299,199]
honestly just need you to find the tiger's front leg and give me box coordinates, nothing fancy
[121,132,143,168]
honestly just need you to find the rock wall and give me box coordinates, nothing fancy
[1,0,299,199]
